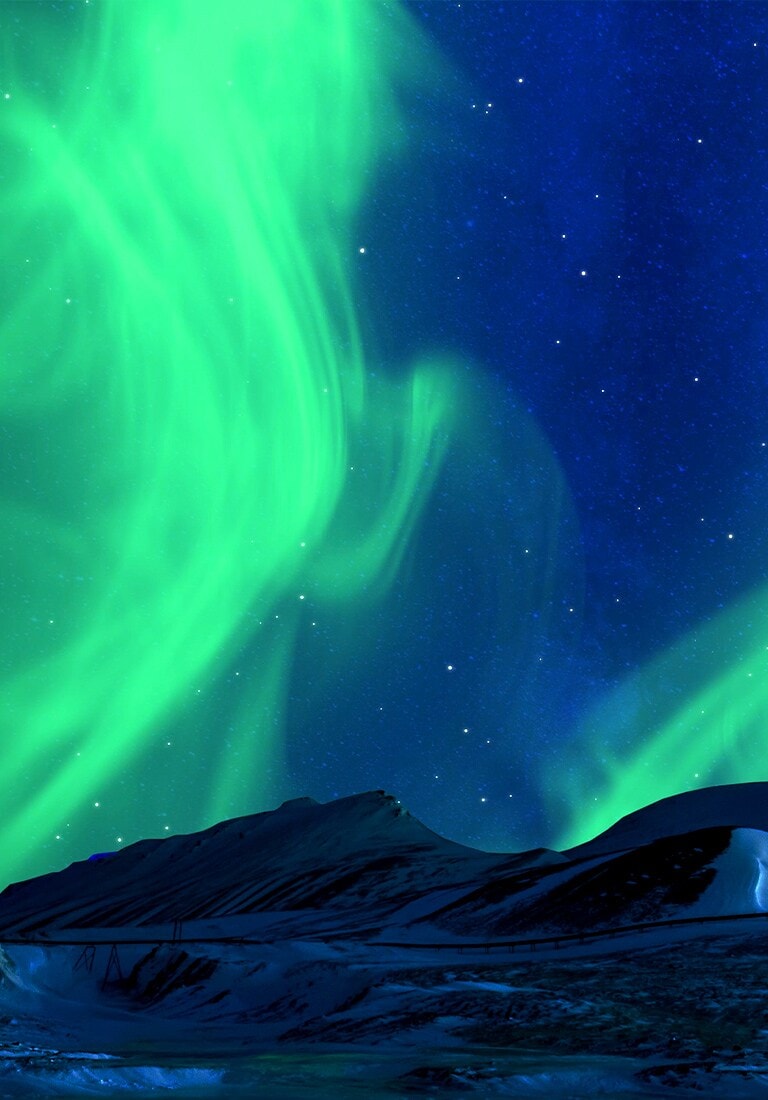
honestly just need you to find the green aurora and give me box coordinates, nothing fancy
[0,0,475,882]
[554,584,768,850]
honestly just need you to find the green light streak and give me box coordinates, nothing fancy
[0,0,458,883]
[555,585,768,850]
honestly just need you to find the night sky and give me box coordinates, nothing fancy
[3,0,768,887]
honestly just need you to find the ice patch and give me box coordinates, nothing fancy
[436,979,523,994]
[0,1060,224,1095]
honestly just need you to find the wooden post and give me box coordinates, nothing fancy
[101,944,123,990]
[74,944,95,973]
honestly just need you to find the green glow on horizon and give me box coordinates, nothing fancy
[554,584,768,850]
[0,0,460,883]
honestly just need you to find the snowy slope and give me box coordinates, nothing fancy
[683,827,768,917]
[425,825,740,935]
[426,820,768,936]
[0,791,519,936]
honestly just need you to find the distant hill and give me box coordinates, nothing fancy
[566,783,768,857]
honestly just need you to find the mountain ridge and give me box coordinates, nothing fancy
[1,783,767,939]
[0,789,511,935]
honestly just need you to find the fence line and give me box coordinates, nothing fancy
[0,908,766,957]
[375,909,768,953]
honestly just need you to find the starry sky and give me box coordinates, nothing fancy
[3,0,768,887]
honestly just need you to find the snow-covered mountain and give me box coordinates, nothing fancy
[1,784,768,942]
[0,790,526,937]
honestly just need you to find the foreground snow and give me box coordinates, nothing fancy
[0,925,765,1095]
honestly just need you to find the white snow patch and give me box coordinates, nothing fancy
[686,828,768,917]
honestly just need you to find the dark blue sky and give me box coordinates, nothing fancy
[397,1,768,648]
[287,1,768,849]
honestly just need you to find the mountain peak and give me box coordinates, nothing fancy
[0,788,500,935]
[277,796,319,811]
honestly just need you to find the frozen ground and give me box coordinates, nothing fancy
[0,925,766,1096]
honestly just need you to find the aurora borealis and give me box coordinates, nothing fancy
[3,0,768,884]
